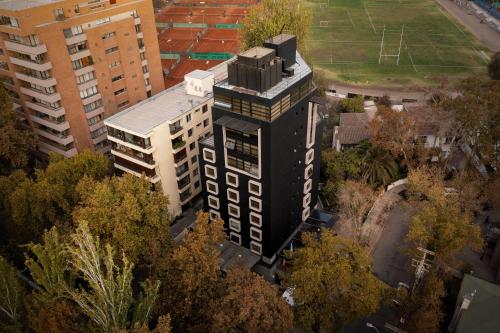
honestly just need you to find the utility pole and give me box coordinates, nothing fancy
[411,247,435,292]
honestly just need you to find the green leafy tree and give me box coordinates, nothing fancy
[211,267,293,333]
[73,174,172,275]
[488,52,500,80]
[240,0,311,52]
[282,231,386,332]
[362,146,399,187]
[0,85,35,175]
[0,256,26,332]
[338,95,364,113]
[405,272,446,333]
[321,148,363,183]
[161,212,225,332]
[67,222,160,332]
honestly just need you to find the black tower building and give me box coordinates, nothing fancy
[199,34,323,264]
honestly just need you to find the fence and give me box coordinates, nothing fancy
[474,0,500,19]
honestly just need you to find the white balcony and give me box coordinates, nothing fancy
[4,40,47,56]
[10,56,52,71]
[69,49,91,62]
[111,149,158,169]
[88,121,104,132]
[136,32,144,39]
[81,93,101,105]
[30,114,70,132]
[114,163,160,184]
[74,65,94,77]
[92,133,107,145]
[34,128,74,145]
[106,135,155,154]
[24,101,65,118]
[39,141,77,158]
[143,72,150,79]
[134,17,141,25]
[65,33,87,46]
[141,59,148,66]
[20,87,61,103]
[146,84,152,91]
[15,72,56,88]
[78,79,98,91]
[85,106,104,119]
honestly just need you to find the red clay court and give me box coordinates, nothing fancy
[191,39,238,53]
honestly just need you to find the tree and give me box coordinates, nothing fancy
[32,299,88,333]
[337,180,376,242]
[282,231,387,332]
[369,107,419,168]
[67,222,160,332]
[362,145,399,187]
[321,147,363,183]
[0,256,26,332]
[0,85,35,175]
[127,315,171,333]
[405,272,446,333]
[211,267,293,333]
[73,174,172,275]
[240,0,311,52]
[338,95,364,113]
[5,151,108,241]
[488,52,500,80]
[161,212,225,332]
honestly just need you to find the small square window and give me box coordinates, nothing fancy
[306,148,314,164]
[188,128,193,137]
[203,148,216,163]
[305,164,313,180]
[186,113,192,122]
[248,180,261,196]
[250,241,262,255]
[304,178,312,194]
[228,203,240,218]
[194,180,200,189]
[302,206,310,222]
[208,195,219,209]
[229,218,241,232]
[209,209,220,220]
[250,227,262,242]
[206,180,218,195]
[202,104,208,113]
[230,232,241,245]
[189,142,196,151]
[205,165,217,180]
[203,118,209,127]
[303,192,311,208]
[249,212,262,227]
[226,173,238,187]
[193,168,199,176]
[227,188,239,203]
[249,197,262,212]
[191,155,197,164]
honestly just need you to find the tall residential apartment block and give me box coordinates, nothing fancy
[105,66,227,219]
[0,0,164,157]
[199,35,323,265]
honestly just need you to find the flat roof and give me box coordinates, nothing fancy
[216,51,311,100]
[105,62,228,136]
[214,115,260,133]
[239,46,274,59]
[185,69,213,80]
[219,240,260,272]
[0,0,62,11]
[265,34,295,45]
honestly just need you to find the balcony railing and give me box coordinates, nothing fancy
[169,125,183,135]
[172,140,186,150]
[180,189,192,202]
[175,164,188,177]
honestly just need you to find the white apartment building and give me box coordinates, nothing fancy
[105,66,226,218]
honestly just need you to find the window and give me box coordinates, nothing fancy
[83,99,102,113]
[227,188,239,203]
[208,195,219,209]
[144,78,150,86]
[114,88,126,96]
[226,173,238,187]
[249,197,262,212]
[102,32,116,40]
[229,218,241,232]
[302,206,310,222]
[304,164,313,180]
[249,212,262,227]
[206,180,218,195]
[87,113,103,126]
[72,56,93,70]
[186,113,192,122]
[191,155,197,164]
[80,86,98,99]
[203,148,215,163]
[76,71,95,84]
[203,119,209,127]
[209,209,220,221]
[228,203,240,218]
[142,65,148,74]
[205,165,217,180]
[188,129,193,137]
[250,241,262,255]
[248,180,261,196]
[196,122,201,128]
[303,192,311,208]
[105,46,118,54]
[54,8,64,19]
[202,104,208,113]
[250,227,262,242]
[194,180,200,189]
[90,126,106,139]
[67,41,87,54]
[109,61,121,68]
[230,232,241,246]
[189,142,195,151]
[117,100,129,108]
[111,74,124,82]
[306,148,314,164]
[140,51,146,60]
[304,179,312,194]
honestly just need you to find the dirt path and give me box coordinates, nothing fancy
[435,0,500,52]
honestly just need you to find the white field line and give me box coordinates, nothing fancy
[397,24,405,65]
[364,4,377,34]
[406,45,418,72]
[378,24,385,64]
[346,9,355,28]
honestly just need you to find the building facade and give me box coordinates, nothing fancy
[105,67,227,219]
[199,35,323,265]
[0,0,164,157]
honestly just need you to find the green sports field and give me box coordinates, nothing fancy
[305,0,490,87]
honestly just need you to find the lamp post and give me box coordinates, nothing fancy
[366,322,380,333]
